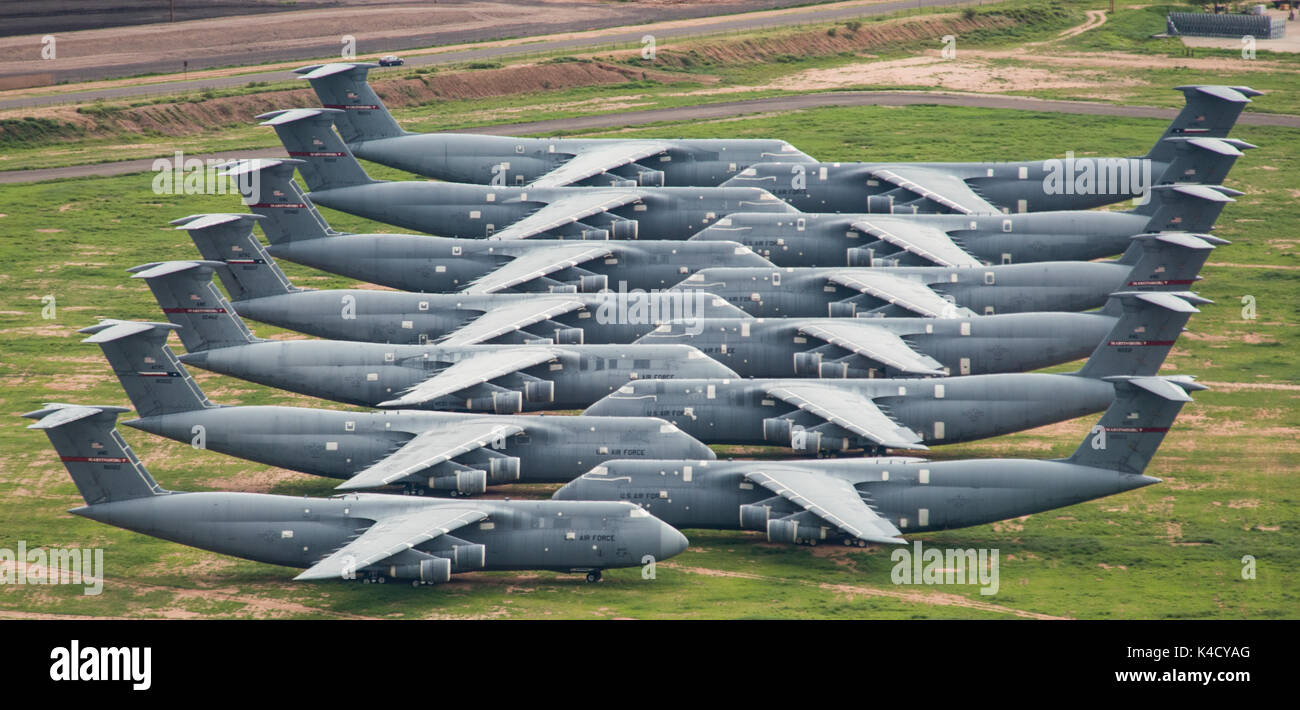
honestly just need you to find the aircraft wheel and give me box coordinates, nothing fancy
[378,577,386,584]
[808,539,817,547]
[586,571,602,583]
[412,581,420,588]
[842,539,852,546]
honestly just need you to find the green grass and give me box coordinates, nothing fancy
[0,100,1295,618]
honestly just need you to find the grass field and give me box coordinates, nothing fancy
[1,101,1295,619]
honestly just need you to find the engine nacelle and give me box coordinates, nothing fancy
[892,203,920,215]
[827,301,857,318]
[388,557,452,583]
[846,248,873,267]
[766,519,799,544]
[790,428,822,454]
[547,284,578,294]
[610,219,639,240]
[818,361,849,379]
[607,178,637,188]
[578,274,608,293]
[792,351,822,376]
[552,327,584,345]
[467,391,523,413]
[739,504,771,530]
[430,469,488,495]
[766,518,827,544]
[524,379,555,403]
[762,417,793,444]
[637,170,665,187]
[866,195,894,213]
[488,456,521,483]
[581,228,611,240]
[452,544,487,571]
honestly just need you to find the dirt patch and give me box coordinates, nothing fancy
[652,12,1018,71]
[662,562,1069,619]
[1,61,687,144]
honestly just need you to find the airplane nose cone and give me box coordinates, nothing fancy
[583,397,626,418]
[658,522,688,560]
[551,479,583,501]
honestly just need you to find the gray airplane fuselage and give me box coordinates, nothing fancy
[690,209,1154,267]
[265,234,773,293]
[351,134,815,186]
[125,406,714,485]
[177,341,736,411]
[583,373,1114,452]
[231,288,747,345]
[674,263,1137,318]
[554,458,1158,538]
[75,493,686,575]
[635,313,1116,378]
[721,159,1163,214]
[305,182,795,239]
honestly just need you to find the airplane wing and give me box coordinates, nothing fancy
[488,191,644,241]
[438,297,587,346]
[825,270,965,318]
[378,348,559,407]
[797,321,946,376]
[746,467,905,544]
[294,507,487,580]
[764,382,927,451]
[870,166,1001,215]
[528,141,676,188]
[338,420,526,490]
[847,217,982,268]
[461,242,614,294]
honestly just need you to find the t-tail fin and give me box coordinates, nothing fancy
[221,158,339,245]
[78,320,215,417]
[1114,232,1225,291]
[1131,184,1238,233]
[256,108,375,192]
[1145,85,1258,163]
[1065,376,1205,474]
[295,62,406,143]
[23,404,169,505]
[127,261,259,352]
[171,213,298,301]
[1077,291,1208,378]
[1154,137,1255,187]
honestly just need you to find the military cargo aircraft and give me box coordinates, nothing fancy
[583,295,1194,454]
[257,108,796,239]
[721,85,1259,214]
[26,404,687,583]
[151,219,749,346]
[295,61,815,186]
[690,182,1240,268]
[222,159,775,294]
[672,231,1222,318]
[635,290,1207,378]
[82,320,713,495]
[124,264,737,411]
[558,377,1200,547]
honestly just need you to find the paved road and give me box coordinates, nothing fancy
[0,0,977,110]
[5,90,1294,184]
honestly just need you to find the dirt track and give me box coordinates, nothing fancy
[0,0,932,89]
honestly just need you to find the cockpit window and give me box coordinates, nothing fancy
[629,507,650,518]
